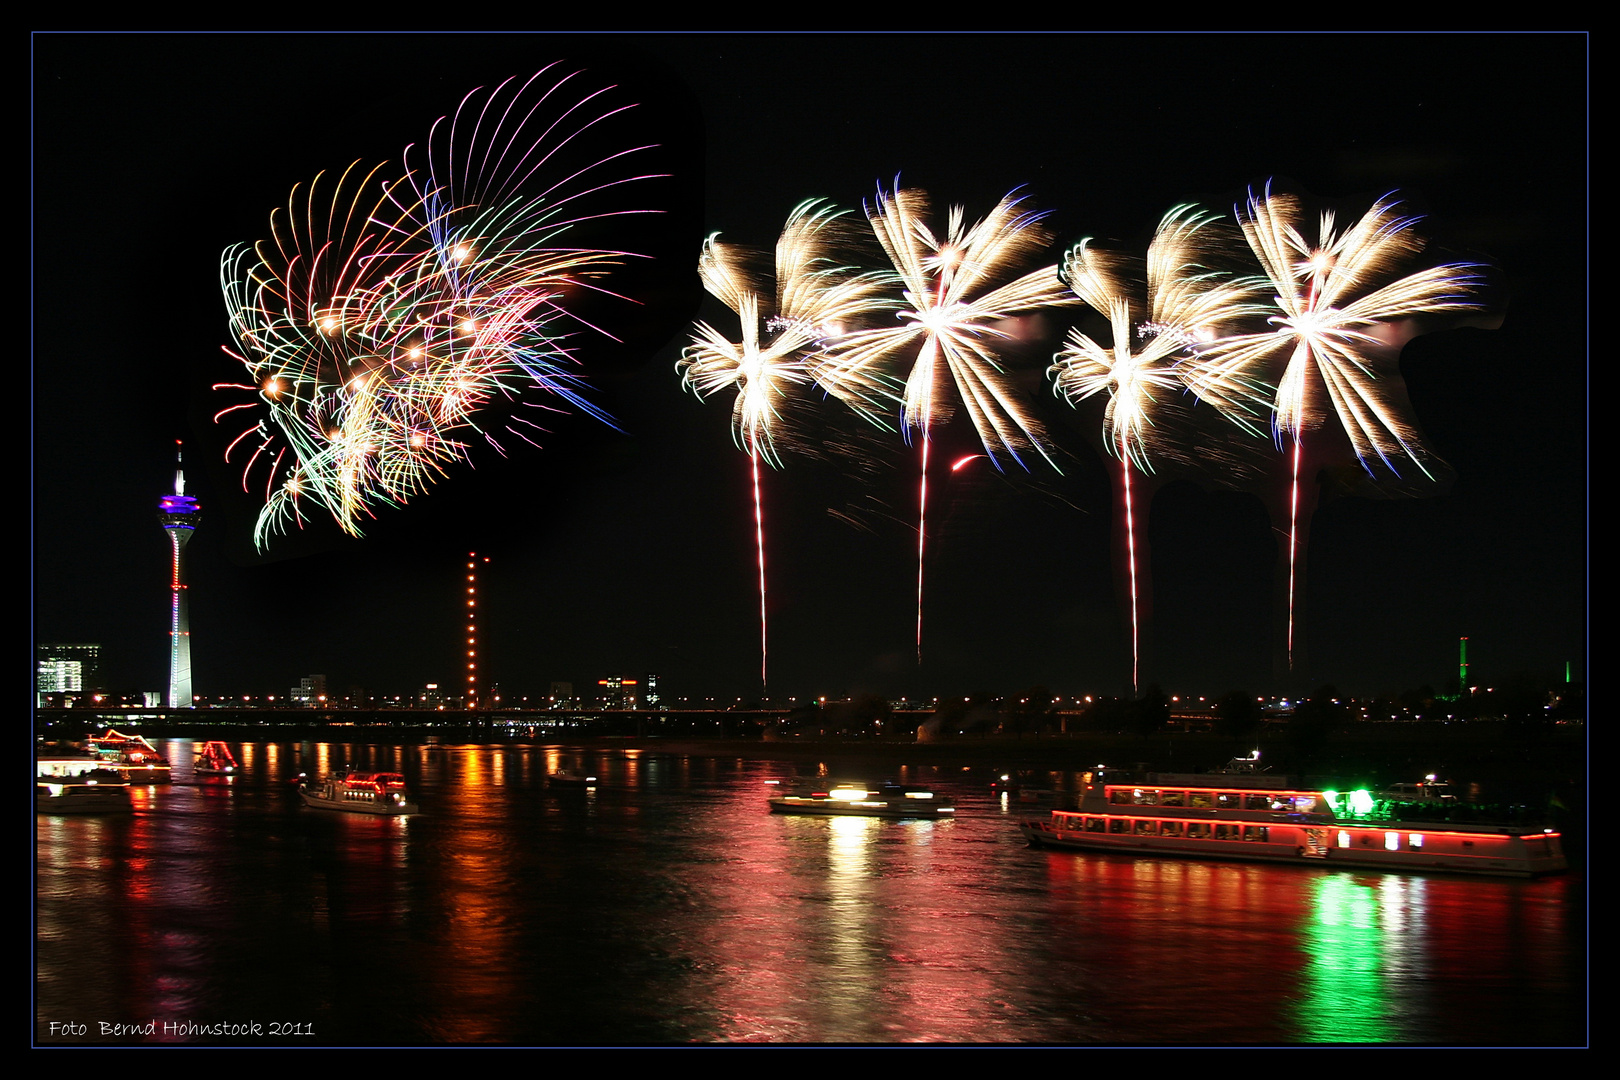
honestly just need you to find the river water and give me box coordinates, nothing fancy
[35,740,1585,1046]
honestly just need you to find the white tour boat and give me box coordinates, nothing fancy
[299,770,419,815]
[1021,769,1566,877]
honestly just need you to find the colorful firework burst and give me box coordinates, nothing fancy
[217,65,654,548]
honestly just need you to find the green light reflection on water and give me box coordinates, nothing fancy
[1293,875,1397,1042]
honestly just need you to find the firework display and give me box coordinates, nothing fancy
[217,65,653,547]
[818,184,1078,661]
[217,89,1492,692]
[1180,184,1482,670]
[1182,185,1480,473]
[1051,206,1267,692]
[681,200,893,466]
[679,201,891,687]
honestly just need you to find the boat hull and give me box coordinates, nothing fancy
[1021,818,1566,878]
[36,783,134,815]
[299,788,418,815]
[115,766,172,784]
[769,795,955,819]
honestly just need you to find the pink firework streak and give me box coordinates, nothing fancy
[752,448,768,687]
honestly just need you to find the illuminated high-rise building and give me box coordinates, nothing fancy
[158,443,200,708]
[37,643,101,705]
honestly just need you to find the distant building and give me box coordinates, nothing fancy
[642,673,661,711]
[419,683,444,708]
[290,674,328,706]
[548,682,575,709]
[597,675,639,710]
[37,643,101,703]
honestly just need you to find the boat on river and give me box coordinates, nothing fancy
[84,730,171,784]
[547,769,598,789]
[194,741,238,776]
[298,770,418,815]
[1021,769,1565,877]
[37,779,134,814]
[768,781,955,819]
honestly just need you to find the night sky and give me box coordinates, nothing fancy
[32,33,1587,705]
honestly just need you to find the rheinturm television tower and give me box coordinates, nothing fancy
[158,442,200,708]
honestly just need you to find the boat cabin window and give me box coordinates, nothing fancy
[1189,791,1213,809]
[1187,823,1212,839]
[1160,821,1184,837]
[1085,817,1107,833]
[1243,826,1270,843]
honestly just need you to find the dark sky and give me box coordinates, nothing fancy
[33,32,1587,705]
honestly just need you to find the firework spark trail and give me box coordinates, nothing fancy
[752,449,767,689]
[679,200,891,688]
[1181,184,1482,670]
[1052,205,1266,694]
[217,67,656,548]
[819,183,1076,663]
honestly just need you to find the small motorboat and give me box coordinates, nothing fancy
[768,780,955,819]
[547,769,598,789]
[298,770,418,815]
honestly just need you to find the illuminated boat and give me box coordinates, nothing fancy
[36,779,134,814]
[84,729,172,784]
[298,770,418,815]
[547,769,598,789]
[194,741,238,776]
[1020,770,1566,877]
[768,781,956,819]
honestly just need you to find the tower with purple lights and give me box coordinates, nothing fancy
[158,442,200,708]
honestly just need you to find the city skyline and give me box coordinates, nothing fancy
[33,33,1586,703]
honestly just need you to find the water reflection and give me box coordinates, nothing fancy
[36,742,1582,1045]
